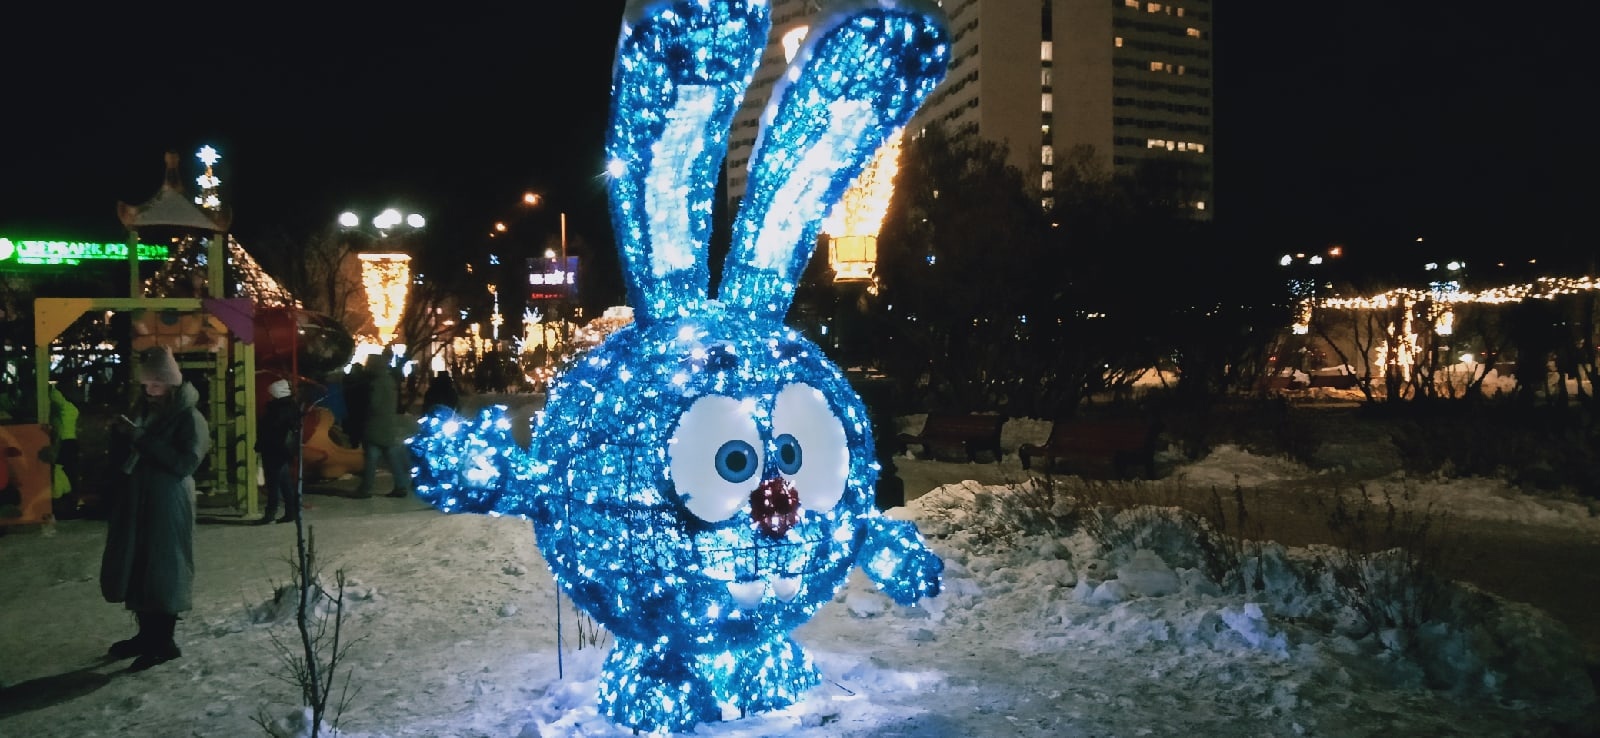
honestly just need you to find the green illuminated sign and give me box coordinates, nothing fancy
[0,236,170,267]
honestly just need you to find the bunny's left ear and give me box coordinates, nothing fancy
[606,0,771,324]
[718,0,949,319]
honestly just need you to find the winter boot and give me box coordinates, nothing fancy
[129,613,181,671]
[106,612,149,659]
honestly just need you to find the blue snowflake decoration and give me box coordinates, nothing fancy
[409,0,950,732]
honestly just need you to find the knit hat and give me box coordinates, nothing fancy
[267,379,292,399]
[135,346,183,386]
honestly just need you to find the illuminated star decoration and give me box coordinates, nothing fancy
[409,0,950,733]
[194,145,223,211]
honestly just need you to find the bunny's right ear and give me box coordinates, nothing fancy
[605,0,770,324]
[717,0,949,320]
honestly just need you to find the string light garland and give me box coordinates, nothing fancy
[409,0,950,732]
[1304,274,1600,377]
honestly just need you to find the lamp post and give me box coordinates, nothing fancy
[339,208,425,360]
[514,193,574,370]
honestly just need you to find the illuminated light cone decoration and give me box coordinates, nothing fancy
[358,252,411,346]
[407,0,951,733]
[825,133,902,283]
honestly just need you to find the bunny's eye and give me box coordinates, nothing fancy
[670,395,763,523]
[715,440,760,483]
[771,383,849,512]
[772,434,802,475]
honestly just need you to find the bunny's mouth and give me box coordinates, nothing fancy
[692,521,834,610]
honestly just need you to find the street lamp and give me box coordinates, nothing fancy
[1280,247,1340,335]
[519,192,568,268]
[517,193,573,366]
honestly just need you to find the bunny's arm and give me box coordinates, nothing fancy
[407,405,542,518]
[857,513,943,605]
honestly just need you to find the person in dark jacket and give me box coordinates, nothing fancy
[101,345,210,671]
[255,378,301,525]
[422,370,460,412]
[354,355,413,499]
[342,361,371,448]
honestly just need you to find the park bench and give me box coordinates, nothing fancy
[1017,417,1161,479]
[897,412,1006,463]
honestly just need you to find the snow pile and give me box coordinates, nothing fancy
[910,481,1596,726]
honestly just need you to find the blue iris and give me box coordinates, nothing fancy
[773,433,802,475]
[715,439,759,483]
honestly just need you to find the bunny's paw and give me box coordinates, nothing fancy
[860,516,944,605]
[407,405,537,517]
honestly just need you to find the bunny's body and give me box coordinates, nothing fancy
[410,0,950,731]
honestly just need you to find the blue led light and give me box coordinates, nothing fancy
[409,0,949,732]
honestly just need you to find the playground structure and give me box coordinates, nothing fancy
[29,296,263,521]
[7,151,356,526]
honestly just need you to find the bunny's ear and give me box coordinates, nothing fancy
[718,0,949,319]
[606,0,771,323]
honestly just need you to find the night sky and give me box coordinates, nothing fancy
[3,3,1595,277]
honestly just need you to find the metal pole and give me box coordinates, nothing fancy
[560,212,569,355]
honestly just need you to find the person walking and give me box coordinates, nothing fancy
[46,384,82,520]
[422,370,460,412]
[354,355,413,499]
[100,346,210,671]
[255,378,301,524]
[342,361,370,449]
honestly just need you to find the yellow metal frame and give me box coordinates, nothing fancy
[33,297,260,516]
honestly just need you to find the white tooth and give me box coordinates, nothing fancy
[772,576,802,602]
[727,580,766,609]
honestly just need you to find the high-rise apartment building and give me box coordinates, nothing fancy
[725,0,1214,217]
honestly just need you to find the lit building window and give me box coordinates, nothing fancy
[1041,93,1052,113]
[1150,61,1163,72]
[1041,68,1052,86]
[1041,145,1054,166]
[1149,3,1162,13]
[1042,171,1054,190]
[1124,0,1139,7]
[1177,65,1186,75]
[1196,201,1206,210]
[1187,27,1201,38]
[1041,41,1052,62]
[1115,36,1124,47]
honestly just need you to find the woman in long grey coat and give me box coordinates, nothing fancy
[101,345,210,671]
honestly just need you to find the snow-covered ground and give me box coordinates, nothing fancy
[1,405,1596,737]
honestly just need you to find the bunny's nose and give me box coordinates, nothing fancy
[750,477,800,539]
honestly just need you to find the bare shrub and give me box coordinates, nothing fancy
[251,526,363,738]
[566,596,609,652]
[1317,482,1454,645]
[936,474,1099,546]
[1080,496,1254,588]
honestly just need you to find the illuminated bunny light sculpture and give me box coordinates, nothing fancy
[409,0,949,732]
